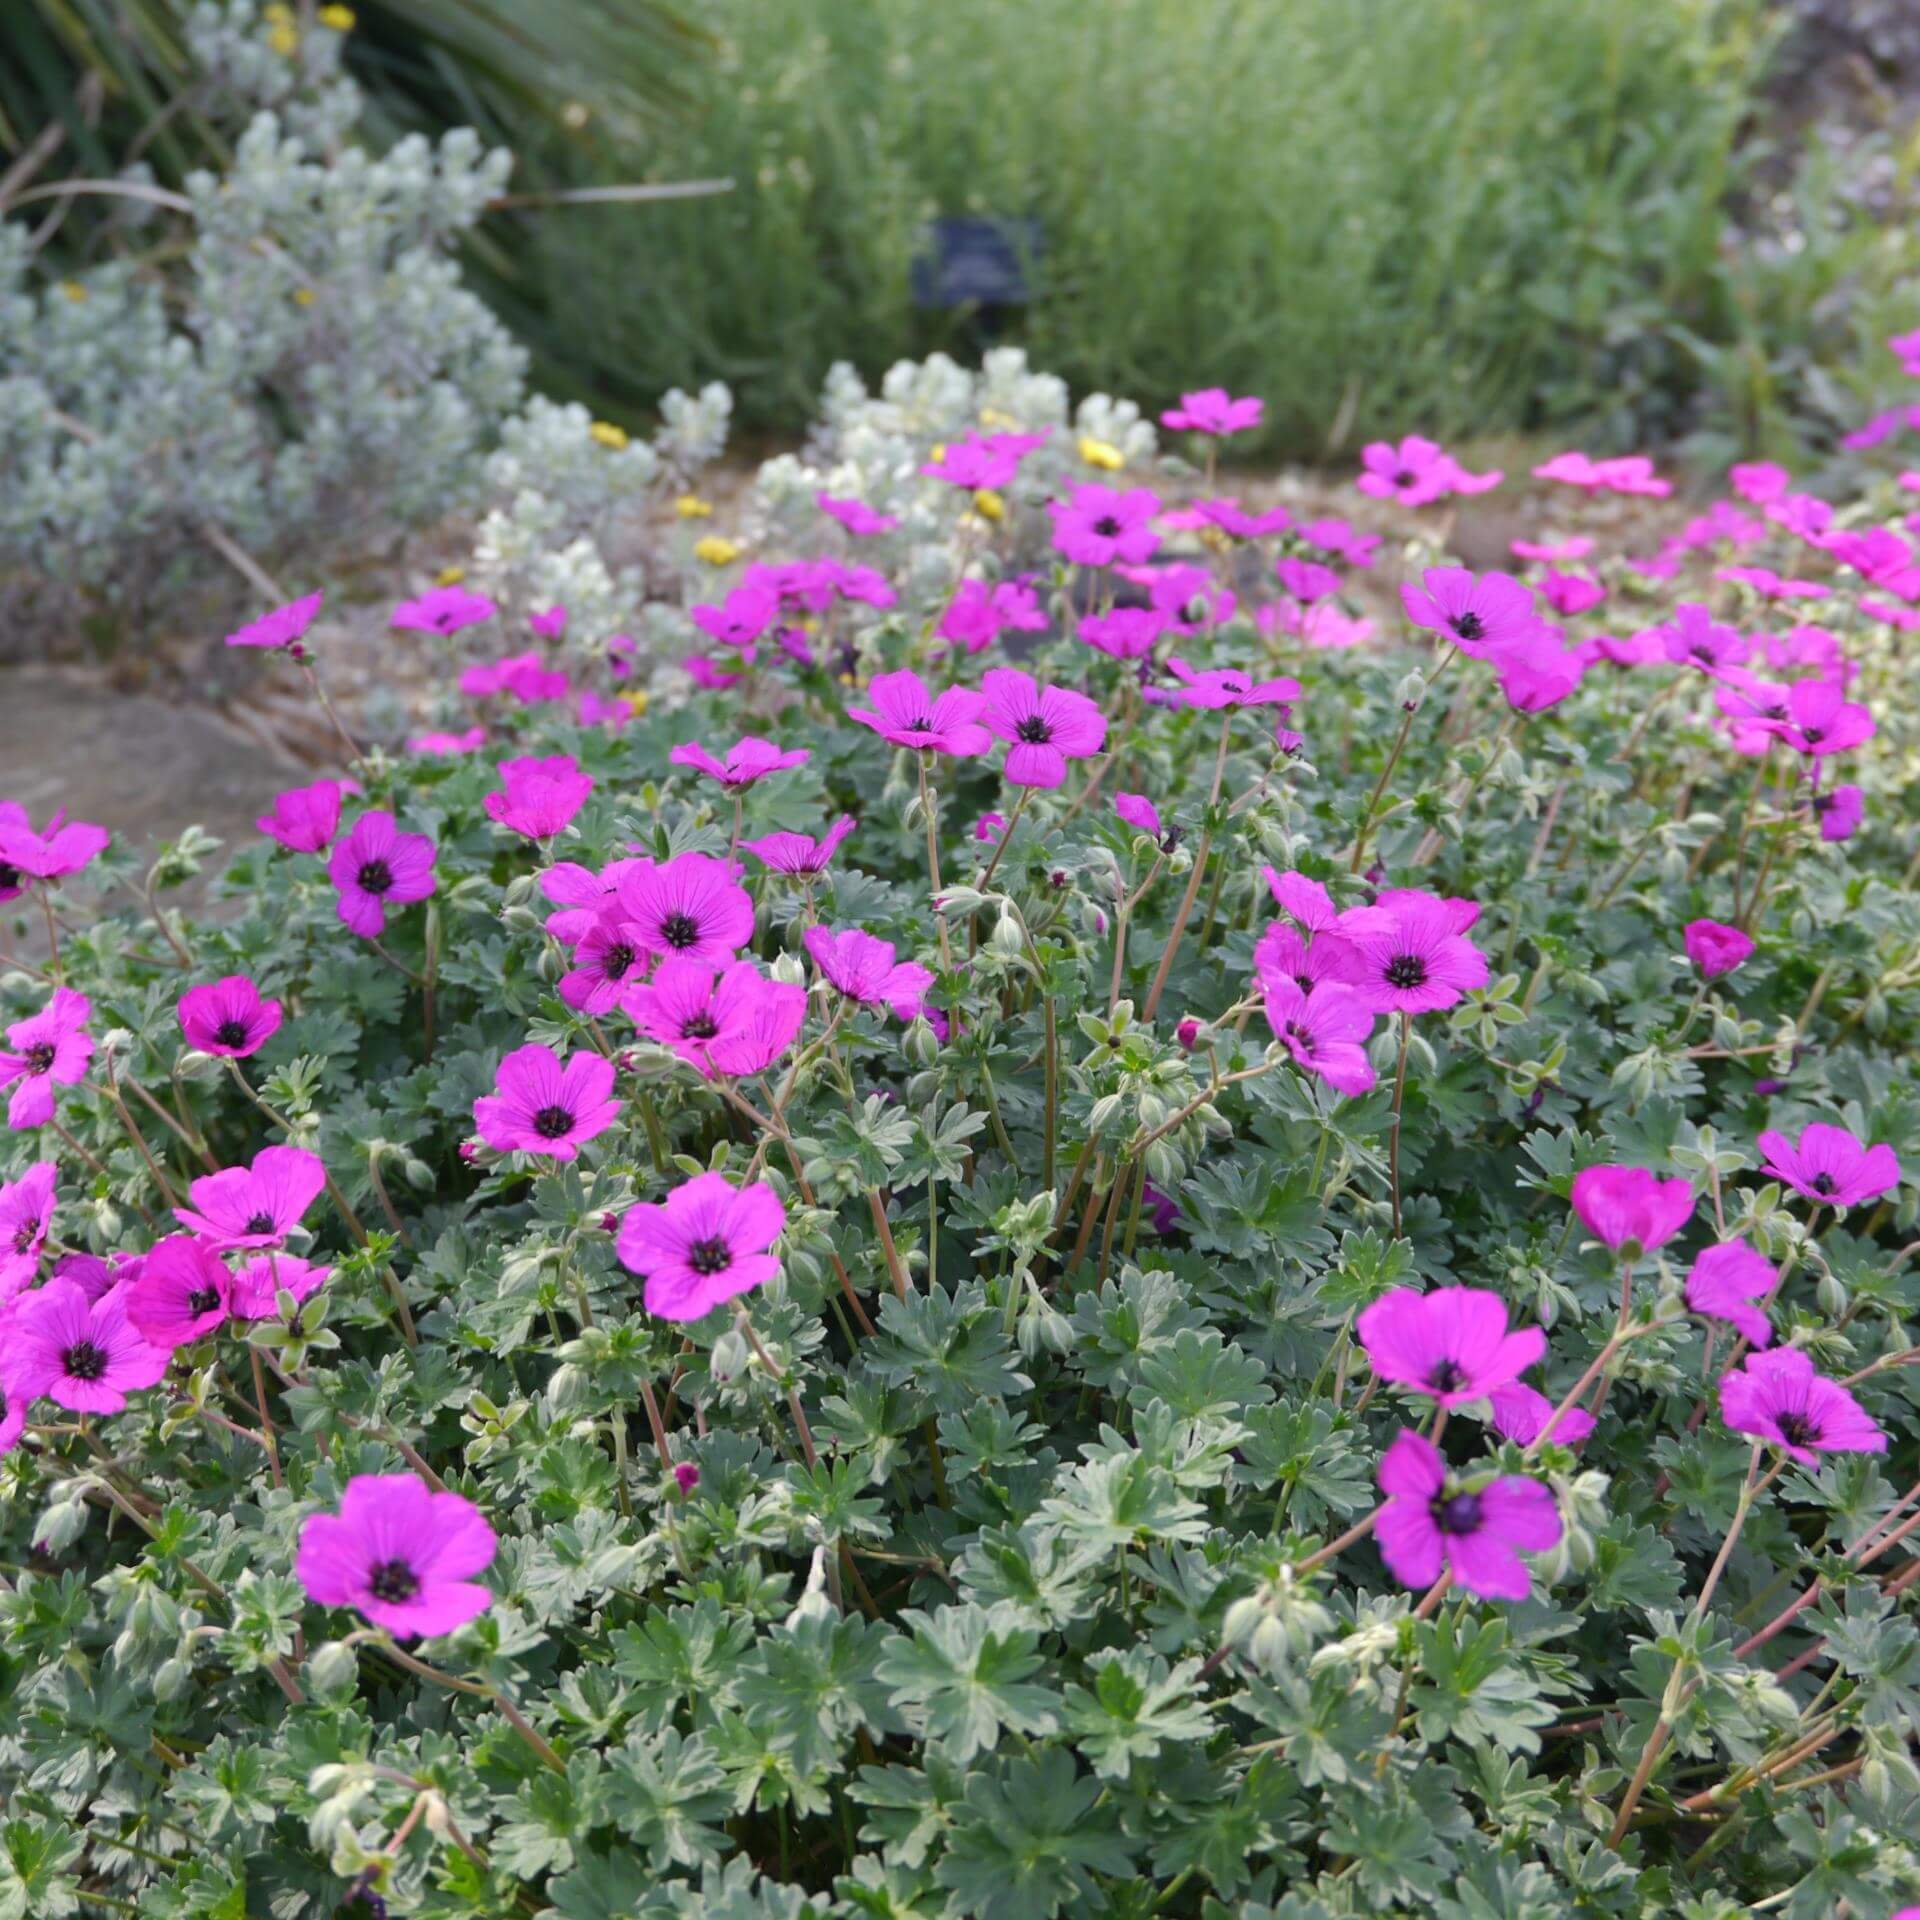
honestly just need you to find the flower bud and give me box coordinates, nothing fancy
[1176,1018,1200,1052]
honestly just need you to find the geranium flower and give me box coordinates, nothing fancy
[458,652,570,704]
[1715,565,1828,603]
[1686,1241,1774,1348]
[804,926,934,1021]
[615,854,755,965]
[1757,1122,1900,1211]
[390,586,497,636]
[690,584,779,651]
[846,670,992,757]
[529,604,567,640]
[225,591,324,650]
[1276,557,1343,604]
[1264,867,1340,933]
[1719,1348,1886,1465]
[937,578,1048,655]
[175,1145,327,1249]
[1254,920,1367,998]
[1729,462,1792,505]
[1533,451,1670,496]
[1491,625,1586,712]
[1683,920,1754,980]
[0,987,93,1129]
[558,905,653,1015]
[1113,793,1164,840]
[919,433,1036,490]
[1539,569,1605,616]
[818,492,899,536]
[1343,892,1487,1015]
[1760,679,1875,759]
[1487,1384,1595,1447]
[0,807,110,889]
[230,1253,331,1319]
[1079,607,1168,659]
[1119,561,1237,632]
[540,857,650,945]
[1160,389,1263,436]
[257,779,347,852]
[1297,517,1380,568]
[1511,535,1595,564]
[1569,1166,1694,1254]
[980,668,1107,788]
[740,816,858,876]
[1048,484,1163,567]
[0,1161,57,1301]
[1189,497,1295,539]
[8,1277,170,1414]
[617,1171,786,1321]
[1399,567,1537,657]
[669,737,811,788]
[1143,657,1302,711]
[1356,436,1501,505]
[1263,980,1376,1097]
[409,726,488,757]
[1356,1286,1547,1406]
[296,1473,497,1636]
[483,755,594,839]
[1814,785,1864,842]
[328,812,436,938]
[125,1235,234,1350]
[628,959,807,1078]
[178,976,283,1058]
[1660,605,1750,674]
[1375,1430,1562,1601]
[473,1045,621,1160]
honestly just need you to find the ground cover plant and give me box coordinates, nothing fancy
[11,349,1920,1918]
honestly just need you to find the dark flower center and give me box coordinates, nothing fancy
[603,944,636,980]
[367,1558,420,1603]
[658,911,701,950]
[1283,1020,1316,1056]
[1015,715,1052,744]
[1449,611,1485,641]
[186,1288,222,1317]
[356,859,394,895]
[1394,468,1417,489]
[0,864,18,891]
[1811,1172,1837,1196]
[1802,726,1824,744]
[13,1223,36,1254]
[680,1012,720,1039]
[1385,954,1428,990]
[686,1235,732,1276]
[1690,644,1715,665]
[1428,1358,1468,1394]
[24,1043,56,1074]
[903,716,935,734]
[1433,1492,1484,1535]
[245,1212,276,1237]
[532,1105,576,1139]
[1092,515,1123,538]
[215,1019,251,1048]
[63,1340,108,1382]
[1775,1411,1822,1447]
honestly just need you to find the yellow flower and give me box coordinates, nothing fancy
[434,564,467,587]
[292,286,317,307]
[263,5,299,54]
[973,489,1006,522]
[589,420,629,450]
[979,407,1016,430]
[622,690,650,718]
[1079,435,1124,471]
[59,280,87,303]
[674,494,714,520]
[318,3,356,27]
[693,535,742,567]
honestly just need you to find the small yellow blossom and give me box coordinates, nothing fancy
[973,488,1006,522]
[979,407,1016,430]
[292,286,317,307]
[434,564,467,587]
[693,535,743,567]
[589,420,629,450]
[622,690,650,718]
[318,3,356,28]
[1079,435,1124,471]
[674,494,714,520]
[263,4,299,55]
[60,280,87,303]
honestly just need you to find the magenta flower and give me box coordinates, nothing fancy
[1757,1122,1900,1211]
[1048,484,1163,567]
[225,591,324,650]
[1719,1348,1886,1465]
[328,812,436,938]
[1113,793,1164,840]
[1491,625,1586,713]
[178,976,283,1058]
[1539,569,1605,616]
[1276,557,1343,605]
[541,857,649,945]
[740,816,857,877]
[1761,679,1875,759]
[410,725,489,758]
[1487,1384,1594,1448]
[1375,1430,1561,1600]
[938,578,1049,655]
[483,755,594,840]
[125,1234,234,1350]
[1298,517,1380,569]
[230,1252,330,1319]
[458,651,570,704]
[1569,1165,1695,1254]
[1716,565,1827,603]
[1189,497,1295,539]
[1533,451,1670,497]
[1815,785,1865,842]
[804,925,934,1021]
[297,1473,497,1637]
[1660,605,1750,674]
[1683,920,1754,981]
[1254,920,1367,999]
[529,604,567,640]
[1686,1241,1775,1348]
[1079,607,1168,659]
[1343,892,1488,1016]
[1161,389,1263,436]
[1730,462,1792,504]
[690,584,779,651]
[615,854,755,965]
[1143,657,1302,711]
[1357,1287,1547,1407]
[980,668,1107,788]
[390,585,497,636]
[1265,868,1340,933]
[8,1278,170,1414]
[818,492,899,536]
[846,670,992,757]
[918,432,1040,491]
[669,737,811,788]
[628,958,807,1078]
[473,1045,622,1160]
[1357,436,1501,506]
[617,1171,786,1321]
[0,807,110,890]
[1400,567,1537,658]
[175,1145,327,1249]
[1122,561,1237,632]
[1264,981,1376,1097]
[257,779,347,853]
[0,987,93,1129]
[0,1161,56,1301]
[558,905,653,1015]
